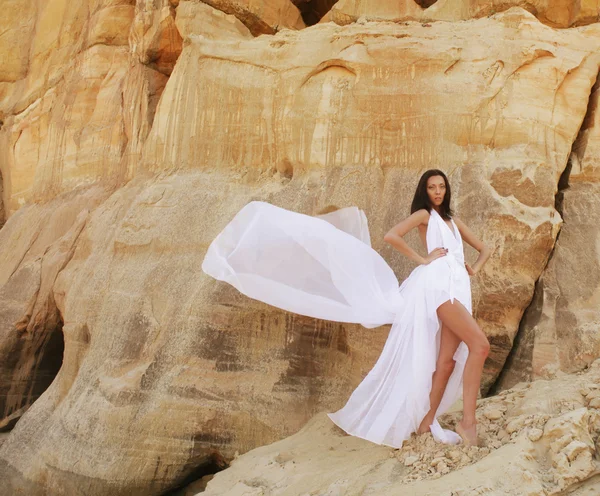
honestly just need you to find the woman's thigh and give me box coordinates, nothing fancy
[437,299,487,349]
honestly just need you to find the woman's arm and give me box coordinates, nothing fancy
[453,217,492,274]
[383,209,446,265]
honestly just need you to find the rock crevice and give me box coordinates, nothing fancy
[494,63,600,392]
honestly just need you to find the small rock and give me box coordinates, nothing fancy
[436,461,450,474]
[468,446,479,456]
[550,435,573,454]
[484,408,504,421]
[588,397,600,409]
[447,449,461,461]
[489,440,503,449]
[528,428,543,442]
[562,440,589,462]
[404,455,418,467]
[506,418,523,434]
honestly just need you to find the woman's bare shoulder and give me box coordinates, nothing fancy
[414,208,430,225]
[384,209,430,239]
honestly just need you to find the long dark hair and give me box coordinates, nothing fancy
[410,169,454,220]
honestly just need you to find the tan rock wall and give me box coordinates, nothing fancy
[201,361,600,496]
[323,1,600,28]
[1,3,600,495]
[0,187,110,431]
[198,0,305,35]
[142,11,600,385]
[496,57,600,389]
[0,172,389,494]
[0,0,132,214]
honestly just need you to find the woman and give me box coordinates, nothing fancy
[386,169,491,445]
[202,169,491,447]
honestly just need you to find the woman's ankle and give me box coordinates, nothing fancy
[460,418,477,428]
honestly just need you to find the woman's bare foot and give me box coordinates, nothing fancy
[455,420,478,446]
[417,415,434,435]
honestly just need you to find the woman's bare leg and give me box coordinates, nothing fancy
[436,300,490,445]
[417,325,461,434]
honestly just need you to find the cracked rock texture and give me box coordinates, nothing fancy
[0,1,599,495]
[323,0,600,28]
[201,360,600,496]
[497,67,600,390]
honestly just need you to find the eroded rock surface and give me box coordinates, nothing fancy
[497,60,600,390]
[0,3,600,496]
[142,9,600,387]
[323,1,600,28]
[201,360,600,496]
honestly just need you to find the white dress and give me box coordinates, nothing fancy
[202,201,471,447]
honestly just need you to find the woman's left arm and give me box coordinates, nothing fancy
[454,217,492,275]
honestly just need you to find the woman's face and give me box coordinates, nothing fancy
[426,175,446,207]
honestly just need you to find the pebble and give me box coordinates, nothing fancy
[589,398,600,409]
[506,419,523,434]
[448,449,462,461]
[484,408,504,420]
[527,428,544,442]
[563,440,589,462]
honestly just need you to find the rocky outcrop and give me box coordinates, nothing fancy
[142,8,600,389]
[198,0,306,35]
[201,360,600,495]
[0,0,141,214]
[323,0,600,28]
[0,187,109,431]
[496,61,600,390]
[0,2,600,495]
[0,171,390,495]
[291,0,339,25]
[131,0,183,77]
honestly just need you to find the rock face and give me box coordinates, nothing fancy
[292,0,339,25]
[199,0,306,35]
[143,8,600,387]
[0,0,160,215]
[0,187,109,431]
[0,1,600,495]
[496,67,600,390]
[201,360,600,496]
[324,0,600,28]
[0,170,393,495]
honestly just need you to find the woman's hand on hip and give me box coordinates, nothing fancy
[465,262,477,276]
[423,247,448,264]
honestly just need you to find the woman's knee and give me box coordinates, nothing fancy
[469,336,490,359]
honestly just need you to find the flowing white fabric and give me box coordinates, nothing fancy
[202,201,471,448]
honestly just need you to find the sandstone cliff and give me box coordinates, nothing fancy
[0,1,599,495]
